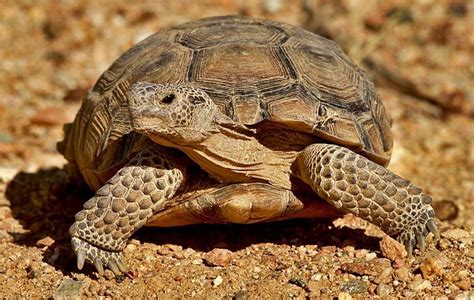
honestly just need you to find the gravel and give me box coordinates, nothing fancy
[0,0,472,298]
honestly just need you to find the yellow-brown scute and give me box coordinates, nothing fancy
[61,16,392,188]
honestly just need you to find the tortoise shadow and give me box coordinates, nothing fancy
[5,167,380,277]
[5,168,92,274]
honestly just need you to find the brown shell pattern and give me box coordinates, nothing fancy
[61,15,393,180]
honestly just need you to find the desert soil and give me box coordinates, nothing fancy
[0,0,473,299]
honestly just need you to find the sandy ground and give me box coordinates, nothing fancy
[0,0,473,298]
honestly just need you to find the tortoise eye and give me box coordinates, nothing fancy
[161,94,175,104]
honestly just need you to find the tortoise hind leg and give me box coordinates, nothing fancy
[147,183,340,227]
[293,143,439,255]
[69,147,187,275]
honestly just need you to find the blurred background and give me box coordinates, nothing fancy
[0,0,472,298]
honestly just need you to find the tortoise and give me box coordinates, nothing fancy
[59,15,439,275]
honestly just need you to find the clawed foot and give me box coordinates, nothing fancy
[71,237,128,276]
[396,208,440,256]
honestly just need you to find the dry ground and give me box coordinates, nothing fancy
[0,0,472,298]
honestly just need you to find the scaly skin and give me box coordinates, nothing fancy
[69,82,439,276]
[295,143,439,254]
[69,148,185,275]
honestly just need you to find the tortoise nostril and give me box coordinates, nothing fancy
[161,94,175,104]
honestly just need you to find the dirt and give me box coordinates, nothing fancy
[0,0,473,298]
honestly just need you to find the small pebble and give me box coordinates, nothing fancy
[203,248,233,267]
[394,267,411,282]
[376,283,393,297]
[433,200,459,220]
[365,252,377,261]
[338,292,353,300]
[339,279,367,294]
[54,279,85,298]
[232,290,250,300]
[35,236,55,248]
[289,277,310,292]
[448,291,470,300]
[455,279,471,291]
[441,229,470,241]
[311,273,323,281]
[408,278,432,291]
[420,253,449,279]
[191,258,203,265]
[380,236,407,260]
[374,266,393,284]
[213,275,223,287]
[30,106,67,126]
[263,0,284,13]
[438,239,451,250]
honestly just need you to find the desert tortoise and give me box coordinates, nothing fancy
[59,15,439,275]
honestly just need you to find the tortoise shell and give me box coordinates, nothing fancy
[59,15,392,190]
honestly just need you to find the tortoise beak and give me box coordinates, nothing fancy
[129,106,169,132]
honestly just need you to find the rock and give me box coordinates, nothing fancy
[0,143,21,157]
[376,283,393,297]
[365,252,377,261]
[289,277,309,291]
[213,275,223,287]
[408,278,432,291]
[62,86,88,102]
[182,248,196,259]
[394,267,411,282]
[374,266,393,284]
[232,290,250,300]
[448,291,471,300]
[337,292,353,300]
[0,230,13,242]
[311,273,323,281]
[54,279,85,299]
[339,280,367,294]
[364,11,387,31]
[342,246,355,258]
[354,249,369,259]
[455,279,471,291]
[341,258,391,277]
[0,167,18,183]
[380,235,407,260]
[441,229,470,241]
[203,248,233,267]
[466,248,474,258]
[30,106,67,126]
[439,239,451,250]
[433,200,459,221]
[420,253,449,279]
[36,236,55,248]
[263,0,284,13]
[321,246,336,253]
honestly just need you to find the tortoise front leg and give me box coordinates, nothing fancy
[69,148,186,275]
[294,143,439,255]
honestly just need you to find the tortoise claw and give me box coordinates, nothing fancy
[94,258,104,275]
[397,206,438,256]
[416,233,426,252]
[404,239,414,257]
[77,249,86,270]
[108,259,121,276]
[116,258,128,273]
[71,237,128,276]
[427,219,439,240]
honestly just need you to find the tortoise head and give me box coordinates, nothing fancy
[128,82,224,145]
